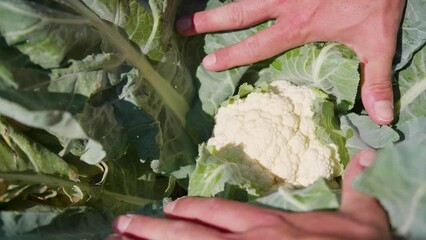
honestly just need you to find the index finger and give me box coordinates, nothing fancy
[163,197,292,232]
[113,214,224,240]
[176,0,278,35]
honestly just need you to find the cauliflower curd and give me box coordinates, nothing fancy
[207,81,342,187]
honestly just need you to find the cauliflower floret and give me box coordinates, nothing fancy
[207,81,341,187]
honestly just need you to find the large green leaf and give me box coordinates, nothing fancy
[0,2,133,164]
[313,97,348,168]
[63,0,198,173]
[0,117,82,206]
[81,0,170,61]
[197,66,249,116]
[0,0,196,220]
[48,54,125,97]
[354,128,426,240]
[0,0,198,169]
[0,0,100,69]
[340,113,400,157]
[255,179,339,212]
[0,119,77,179]
[63,0,193,125]
[188,144,277,198]
[259,43,360,111]
[395,0,426,70]
[119,69,196,174]
[0,44,35,89]
[1,207,60,238]
[399,117,426,143]
[0,79,126,164]
[396,45,426,125]
[1,206,114,239]
[0,171,154,213]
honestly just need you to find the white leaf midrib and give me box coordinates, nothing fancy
[400,77,426,112]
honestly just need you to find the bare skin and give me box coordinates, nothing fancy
[176,0,406,125]
[109,150,391,240]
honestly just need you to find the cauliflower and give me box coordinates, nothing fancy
[207,81,343,187]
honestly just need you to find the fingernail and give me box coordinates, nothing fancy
[163,201,176,213]
[115,215,132,233]
[176,16,193,32]
[203,53,216,67]
[359,149,376,168]
[373,100,394,122]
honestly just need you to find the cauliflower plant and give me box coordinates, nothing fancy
[208,81,343,187]
[189,81,347,197]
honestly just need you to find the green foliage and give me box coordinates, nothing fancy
[258,43,360,111]
[188,144,277,198]
[254,179,339,212]
[1,0,426,239]
[394,0,426,70]
[340,113,400,157]
[1,206,114,239]
[0,0,198,237]
[396,46,426,125]
[354,121,426,239]
[313,97,348,168]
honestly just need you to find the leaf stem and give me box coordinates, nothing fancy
[63,0,189,125]
[0,172,154,207]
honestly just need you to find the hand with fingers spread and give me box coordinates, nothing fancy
[176,0,406,125]
[108,150,391,240]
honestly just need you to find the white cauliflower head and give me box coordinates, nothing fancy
[207,81,342,187]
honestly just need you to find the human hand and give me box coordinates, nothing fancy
[108,149,390,240]
[176,0,406,125]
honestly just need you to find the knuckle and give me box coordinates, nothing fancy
[243,36,261,59]
[286,15,310,40]
[238,212,287,229]
[364,78,393,93]
[169,221,192,235]
[252,213,284,226]
[266,225,301,239]
[227,3,245,29]
[352,224,384,240]
[204,198,225,211]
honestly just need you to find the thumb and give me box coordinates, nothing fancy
[360,57,394,125]
[340,149,389,227]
